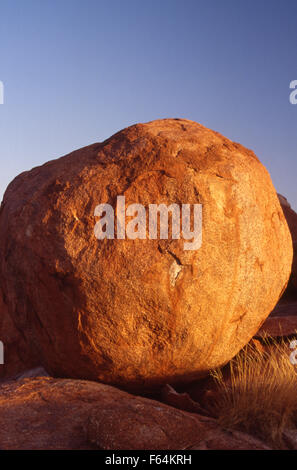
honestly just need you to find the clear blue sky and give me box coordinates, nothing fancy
[0,0,297,208]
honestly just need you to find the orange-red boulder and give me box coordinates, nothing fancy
[0,119,293,390]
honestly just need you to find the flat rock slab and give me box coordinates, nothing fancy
[0,377,270,450]
[255,315,297,338]
[270,300,297,317]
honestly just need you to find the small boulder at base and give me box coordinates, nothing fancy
[0,119,293,390]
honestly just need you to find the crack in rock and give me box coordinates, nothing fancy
[169,260,182,287]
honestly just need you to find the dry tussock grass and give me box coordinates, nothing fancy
[209,337,297,448]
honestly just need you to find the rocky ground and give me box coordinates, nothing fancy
[0,375,271,450]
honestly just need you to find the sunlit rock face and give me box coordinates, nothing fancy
[0,119,292,390]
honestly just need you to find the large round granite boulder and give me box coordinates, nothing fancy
[0,119,293,390]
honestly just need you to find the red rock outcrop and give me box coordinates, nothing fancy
[0,377,270,450]
[0,119,292,389]
[278,194,297,291]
